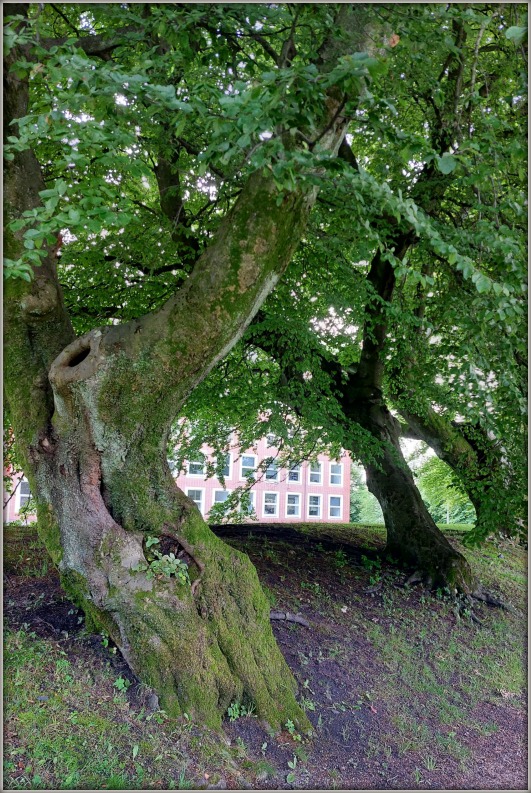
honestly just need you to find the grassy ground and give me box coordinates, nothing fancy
[3,522,527,790]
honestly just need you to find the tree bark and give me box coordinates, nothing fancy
[339,241,474,591]
[3,5,373,728]
[347,399,474,591]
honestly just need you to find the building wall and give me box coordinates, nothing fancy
[175,436,351,523]
[4,440,351,525]
[3,471,35,524]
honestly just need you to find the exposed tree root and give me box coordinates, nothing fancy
[403,570,424,587]
[269,611,310,627]
[471,587,516,613]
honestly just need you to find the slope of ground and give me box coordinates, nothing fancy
[3,523,527,790]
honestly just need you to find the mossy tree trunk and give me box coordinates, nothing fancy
[4,6,373,728]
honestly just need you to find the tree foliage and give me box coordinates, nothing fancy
[167,3,527,543]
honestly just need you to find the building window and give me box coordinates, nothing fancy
[213,489,231,504]
[308,494,322,518]
[188,456,205,476]
[265,459,279,481]
[309,462,322,484]
[263,492,278,517]
[241,455,256,480]
[17,478,32,512]
[240,491,255,515]
[218,453,231,478]
[286,493,301,518]
[330,463,343,486]
[266,433,277,447]
[329,495,342,519]
[187,488,204,514]
[288,464,301,483]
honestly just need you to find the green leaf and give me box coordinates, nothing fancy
[505,25,527,45]
[436,153,457,174]
[45,197,59,214]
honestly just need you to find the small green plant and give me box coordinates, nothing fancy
[333,549,348,569]
[413,767,423,784]
[227,701,256,721]
[177,769,195,790]
[285,719,302,742]
[360,554,382,585]
[423,754,437,771]
[300,696,316,711]
[132,536,190,584]
[287,754,297,770]
[113,675,131,692]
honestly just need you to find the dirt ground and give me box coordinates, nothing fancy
[3,525,528,790]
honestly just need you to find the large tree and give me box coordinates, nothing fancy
[4,2,392,728]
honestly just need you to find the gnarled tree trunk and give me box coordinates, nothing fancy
[341,247,474,592]
[4,4,371,728]
[351,400,474,591]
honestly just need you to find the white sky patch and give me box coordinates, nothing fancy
[115,94,129,106]
[63,110,94,124]
[196,176,218,199]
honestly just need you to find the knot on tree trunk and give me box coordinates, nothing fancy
[49,329,105,392]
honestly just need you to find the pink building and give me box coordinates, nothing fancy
[175,435,351,523]
[4,440,351,525]
[3,471,33,524]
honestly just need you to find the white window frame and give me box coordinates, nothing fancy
[186,487,205,514]
[285,492,301,518]
[307,493,322,519]
[265,458,279,482]
[217,453,231,479]
[263,491,279,518]
[329,494,343,519]
[187,457,206,477]
[287,464,301,483]
[15,477,32,513]
[308,461,322,485]
[240,454,256,481]
[329,462,343,486]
